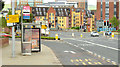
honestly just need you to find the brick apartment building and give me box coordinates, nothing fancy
[11,0,43,9]
[96,0,119,31]
[97,0,119,21]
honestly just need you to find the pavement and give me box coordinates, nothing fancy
[42,31,119,65]
[2,39,62,65]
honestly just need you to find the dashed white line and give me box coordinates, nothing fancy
[71,39,119,51]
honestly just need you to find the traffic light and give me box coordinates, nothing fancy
[49,23,51,28]
[107,21,109,26]
[104,21,106,26]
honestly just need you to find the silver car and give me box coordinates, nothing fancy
[91,32,99,37]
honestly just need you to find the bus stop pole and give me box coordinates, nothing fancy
[12,0,15,58]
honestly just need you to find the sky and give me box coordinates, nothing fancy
[3,0,97,6]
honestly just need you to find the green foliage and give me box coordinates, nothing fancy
[1,17,7,27]
[41,36,60,40]
[117,29,120,32]
[110,17,119,27]
[71,27,80,30]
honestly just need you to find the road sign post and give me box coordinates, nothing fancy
[12,0,15,58]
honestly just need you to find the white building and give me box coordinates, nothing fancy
[37,0,78,8]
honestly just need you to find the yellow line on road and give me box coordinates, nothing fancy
[85,59,88,61]
[88,62,92,65]
[82,62,87,65]
[94,62,98,65]
[71,59,74,62]
[79,59,82,62]
[106,60,110,62]
[76,59,79,62]
[75,63,79,65]
[88,59,92,61]
[97,62,102,65]
[112,62,117,65]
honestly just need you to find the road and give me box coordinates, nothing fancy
[42,31,119,65]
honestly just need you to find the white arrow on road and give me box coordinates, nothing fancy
[64,51,76,54]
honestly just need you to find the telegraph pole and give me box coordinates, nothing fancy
[12,0,15,58]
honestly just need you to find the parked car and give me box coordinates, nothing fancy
[41,28,50,36]
[91,32,99,37]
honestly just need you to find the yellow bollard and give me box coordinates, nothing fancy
[81,34,83,38]
[55,34,58,40]
[112,33,114,39]
[31,26,33,28]
[25,25,27,28]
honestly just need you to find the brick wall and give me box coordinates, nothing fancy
[0,38,9,47]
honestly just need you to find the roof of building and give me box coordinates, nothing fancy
[32,7,71,17]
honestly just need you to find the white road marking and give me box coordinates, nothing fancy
[70,51,76,54]
[64,51,69,53]
[64,51,76,54]
[71,39,119,51]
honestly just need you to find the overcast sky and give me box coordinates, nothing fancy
[3,0,97,6]
[3,0,120,5]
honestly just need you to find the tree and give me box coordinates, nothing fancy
[0,17,7,27]
[0,0,5,11]
[110,16,119,27]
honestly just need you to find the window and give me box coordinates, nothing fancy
[105,8,109,13]
[40,17,42,19]
[43,8,45,11]
[36,8,38,11]
[49,13,51,16]
[52,13,54,16]
[44,12,46,15]
[39,8,41,11]
[52,21,54,23]
[114,8,116,12]
[114,2,116,5]
[65,9,66,11]
[52,25,54,27]
[40,12,42,15]
[52,17,54,19]
[49,17,51,19]
[37,12,39,15]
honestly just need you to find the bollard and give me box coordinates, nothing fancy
[81,33,83,38]
[72,33,74,37]
[103,32,105,36]
[112,33,114,39]
[31,26,33,28]
[55,34,58,40]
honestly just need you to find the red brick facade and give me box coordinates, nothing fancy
[97,0,119,20]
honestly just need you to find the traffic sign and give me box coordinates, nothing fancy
[42,25,47,29]
[23,6,30,19]
[6,15,19,23]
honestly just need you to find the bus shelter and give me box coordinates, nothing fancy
[21,23,41,56]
